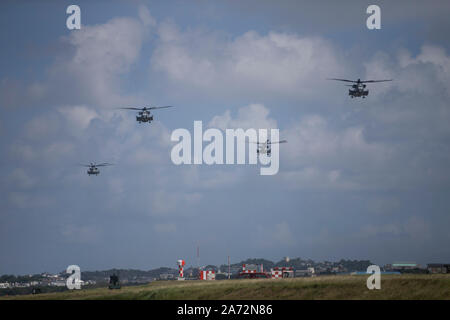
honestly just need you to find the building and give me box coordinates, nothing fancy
[199,270,216,280]
[391,263,419,271]
[295,267,315,277]
[159,273,174,280]
[239,264,269,279]
[427,264,450,274]
[271,267,294,279]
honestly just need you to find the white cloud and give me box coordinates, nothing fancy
[68,18,143,76]
[49,16,146,107]
[59,105,99,130]
[283,115,388,165]
[365,45,450,97]
[208,103,277,130]
[151,25,346,99]
[280,114,391,190]
[138,5,157,27]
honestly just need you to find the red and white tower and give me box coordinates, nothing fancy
[177,259,185,280]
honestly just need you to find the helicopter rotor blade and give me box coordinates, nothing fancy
[96,163,114,167]
[268,140,287,144]
[148,106,174,110]
[327,78,356,83]
[360,79,393,83]
[119,107,142,110]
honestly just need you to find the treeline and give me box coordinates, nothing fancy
[0,274,42,283]
[81,267,175,282]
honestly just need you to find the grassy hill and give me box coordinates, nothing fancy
[1,274,449,300]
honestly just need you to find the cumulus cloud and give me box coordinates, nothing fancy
[208,103,277,130]
[283,115,389,166]
[356,45,450,191]
[280,114,391,190]
[151,24,346,99]
[45,15,149,108]
[139,5,157,27]
[59,105,99,131]
[365,45,450,98]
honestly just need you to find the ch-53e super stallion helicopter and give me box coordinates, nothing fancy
[79,163,113,176]
[328,78,392,98]
[119,106,174,123]
[251,139,287,156]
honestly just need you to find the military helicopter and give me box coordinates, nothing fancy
[251,139,287,156]
[328,78,392,98]
[79,163,113,176]
[119,106,174,123]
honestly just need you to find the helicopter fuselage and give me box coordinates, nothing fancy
[87,167,100,175]
[136,110,154,123]
[349,83,369,98]
[256,142,272,155]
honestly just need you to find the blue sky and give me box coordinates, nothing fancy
[1,0,450,275]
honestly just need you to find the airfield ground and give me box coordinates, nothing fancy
[1,274,449,300]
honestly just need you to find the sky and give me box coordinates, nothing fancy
[1,0,450,275]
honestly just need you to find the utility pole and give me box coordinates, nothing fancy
[197,246,200,278]
[228,256,230,279]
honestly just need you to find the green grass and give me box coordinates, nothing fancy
[2,274,450,300]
